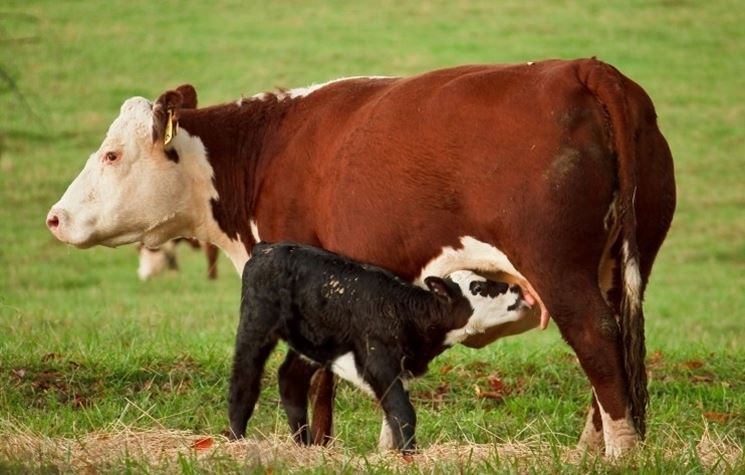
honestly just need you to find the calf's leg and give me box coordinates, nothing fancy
[278,349,318,445]
[228,306,279,440]
[364,358,417,453]
[378,416,395,451]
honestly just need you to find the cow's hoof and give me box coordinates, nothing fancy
[577,418,604,452]
[604,434,640,458]
[577,433,604,453]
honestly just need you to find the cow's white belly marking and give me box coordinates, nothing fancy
[415,236,525,284]
[417,236,548,340]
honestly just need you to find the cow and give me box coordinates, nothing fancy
[136,238,219,281]
[46,58,676,456]
[229,241,526,453]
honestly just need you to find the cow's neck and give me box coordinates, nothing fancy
[175,96,295,271]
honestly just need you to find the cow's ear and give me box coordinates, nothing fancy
[152,84,198,146]
[425,276,455,303]
[152,89,182,146]
[175,84,198,109]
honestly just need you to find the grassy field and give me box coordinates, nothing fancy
[1,0,743,472]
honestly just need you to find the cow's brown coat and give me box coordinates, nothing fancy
[154,59,675,448]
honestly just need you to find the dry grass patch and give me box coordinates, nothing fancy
[0,424,742,473]
[0,426,529,472]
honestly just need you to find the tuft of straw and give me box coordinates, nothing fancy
[0,423,742,472]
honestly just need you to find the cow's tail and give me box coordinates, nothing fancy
[581,59,647,438]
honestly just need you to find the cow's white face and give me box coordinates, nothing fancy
[47,97,196,249]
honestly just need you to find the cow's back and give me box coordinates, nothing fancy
[259,60,651,284]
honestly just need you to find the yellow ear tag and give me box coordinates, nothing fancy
[163,109,176,147]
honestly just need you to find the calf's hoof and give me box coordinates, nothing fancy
[291,428,311,446]
[400,445,418,456]
[226,427,245,442]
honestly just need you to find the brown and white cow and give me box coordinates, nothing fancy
[46,59,675,456]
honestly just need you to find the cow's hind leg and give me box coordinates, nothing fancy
[278,349,319,445]
[544,274,639,456]
[578,393,604,451]
[578,234,622,452]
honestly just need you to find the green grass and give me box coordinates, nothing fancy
[1,0,744,472]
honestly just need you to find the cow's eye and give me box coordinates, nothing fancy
[104,151,119,163]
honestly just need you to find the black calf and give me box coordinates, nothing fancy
[228,241,478,453]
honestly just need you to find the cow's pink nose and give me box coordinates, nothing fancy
[46,213,60,229]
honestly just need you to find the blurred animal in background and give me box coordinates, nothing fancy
[136,238,218,281]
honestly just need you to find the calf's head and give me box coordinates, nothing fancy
[424,276,474,328]
[46,85,203,249]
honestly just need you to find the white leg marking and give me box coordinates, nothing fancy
[596,397,640,457]
[331,352,374,396]
[577,404,604,451]
[328,356,404,451]
[378,416,395,451]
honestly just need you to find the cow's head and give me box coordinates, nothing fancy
[46,85,203,249]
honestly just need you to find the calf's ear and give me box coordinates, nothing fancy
[151,84,199,146]
[425,276,455,303]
